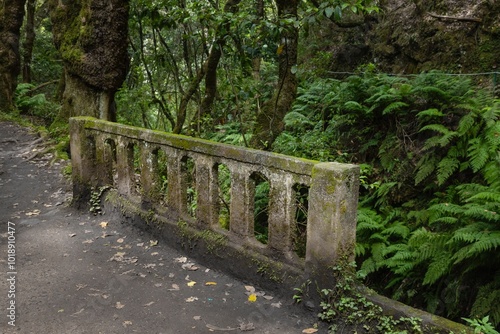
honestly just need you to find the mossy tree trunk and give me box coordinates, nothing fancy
[48,0,129,122]
[21,0,35,83]
[250,0,298,150]
[0,0,27,111]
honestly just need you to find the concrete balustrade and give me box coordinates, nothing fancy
[70,116,360,286]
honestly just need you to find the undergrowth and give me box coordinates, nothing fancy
[272,67,500,329]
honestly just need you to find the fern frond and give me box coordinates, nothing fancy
[457,112,477,135]
[466,191,500,204]
[471,280,500,327]
[437,156,460,185]
[416,108,444,119]
[343,101,365,112]
[463,233,500,258]
[382,222,411,239]
[382,101,408,115]
[423,252,453,285]
[420,123,453,135]
[415,156,438,185]
[468,138,490,172]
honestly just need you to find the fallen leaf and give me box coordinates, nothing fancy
[205,282,217,286]
[185,296,198,302]
[271,302,282,308]
[168,284,180,291]
[69,233,76,238]
[115,302,125,309]
[239,322,255,331]
[154,283,163,288]
[82,239,93,244]
[174,256,187,263]
[263,295,274,300]
[193,316,201,321]
[143,301,155,307]
[149,240,158,246]
[123,320,133,328]
[302,329,318,334]
[100,222,108,228]
[26,209,41,216]
[116,238,124,243]
[58,309,64,313]
[169,273,175,278]
[151,252,159,256]
[70,308,85,317]
[245,285,255,293]
[187,281,196,287]
[248,294,257,302]
[182,263,199,271]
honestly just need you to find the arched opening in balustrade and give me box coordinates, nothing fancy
[216,163,231,230]
[104,138,117,186]
[292,184,309,258]
[181,156,197,218]
[156,148,169,205]
[251,172,270,244]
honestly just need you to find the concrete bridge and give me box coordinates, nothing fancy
[69,116,472,333]
[70,116,360,290]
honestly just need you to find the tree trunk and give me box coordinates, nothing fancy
[198,0,242,125]
[250,0,298,150]
[48,0,129,121]
[22,0,36,83]
[0,0,27,111]
[251,0,264,81]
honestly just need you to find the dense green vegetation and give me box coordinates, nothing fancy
[273,67,500,329]
[2,0,499,331]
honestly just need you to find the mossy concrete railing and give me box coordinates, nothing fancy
[69,117,472,333]
[69,117,359,285]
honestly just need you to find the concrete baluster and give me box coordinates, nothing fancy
[195,157,218,228]
[229,169,253,238]
[305,162,360,287]
[69,118,97,203]
[116,139,135,197]
[267,174,295,254]
[166,151,184,216]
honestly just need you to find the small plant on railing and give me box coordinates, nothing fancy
[89,185,111,215]
[317,261,428,333]
[463,316,499,334]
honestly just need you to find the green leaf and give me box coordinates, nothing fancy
[324,6,334,18]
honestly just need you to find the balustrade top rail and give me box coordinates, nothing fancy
[70,116,360,281]
[79,116,317,177]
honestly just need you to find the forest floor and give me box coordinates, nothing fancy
[0,122,322,334]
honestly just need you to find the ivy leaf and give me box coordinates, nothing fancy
[324,6,334,18]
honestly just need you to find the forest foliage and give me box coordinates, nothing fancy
[3,0,500,330]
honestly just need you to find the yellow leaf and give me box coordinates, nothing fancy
[302,329,318,334]
[187,281,196,287]
[248,293,257,302]
[276,44,284,55]
[205,282,217,286]
[100,222,108,228]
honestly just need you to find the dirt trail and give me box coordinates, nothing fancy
[0,122,322,334]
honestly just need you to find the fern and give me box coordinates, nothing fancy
[437,156,460,185]
[422,252,453,285]
[382,101,408,115]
